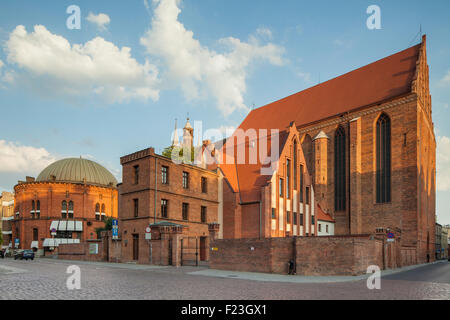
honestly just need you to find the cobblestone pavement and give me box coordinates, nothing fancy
[0,258,449,300]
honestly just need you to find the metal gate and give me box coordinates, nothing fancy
[180,237,199,266]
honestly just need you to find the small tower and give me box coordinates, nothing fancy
[172,119,180,147]
[182,117,194,150]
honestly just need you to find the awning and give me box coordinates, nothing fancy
[31,241,39,249]
[42,238,81,247]
[49,221,83,232]
[1,231,12,235]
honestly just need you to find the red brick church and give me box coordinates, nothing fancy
[218,35,436,266]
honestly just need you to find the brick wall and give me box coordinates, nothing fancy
[210,235,384,276]
[57,240,105,262]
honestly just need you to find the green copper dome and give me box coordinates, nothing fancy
[36,158,118,188]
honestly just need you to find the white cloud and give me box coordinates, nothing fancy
[86,12,111,31]
[0,140,56,174]
[5,25,159,103]
[256,27,273,40]
[441,70,450,86]
[437,136,450,191]
[140,0,285,116]
[296,71,312,83]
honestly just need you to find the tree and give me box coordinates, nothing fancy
[95,217,113,239]
[162,145,195,163]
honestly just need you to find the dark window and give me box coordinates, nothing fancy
[31,200,35,218]
[286,211,290,223]
[293,213,298,225]
[95,203,100,213]
[376,114,391,203]
[300,214,304,226]
[318,224,322,232]
[279,178,284,197]
[33,228,38,241]
[36,200,40,218]
[68,201,74,219]
[286,160,291,199]
[201,206,207,223]
[272,208,276,219]
[133,165,139,185]
[305,187,310,205]
[133,199,139,217]
[334,126,346,211]
[299,165,304,202]
[201,177,207,193]
[183,172,189,189]
[101,204,106,221]
[326,225,329,233]
[293,141,298,190]
[182,203,189,220]
[161,199,168,218]
[162,166,168,184]
[61,201,67,219]
[311,215,315,225]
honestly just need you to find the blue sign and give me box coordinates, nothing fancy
[112,228,118,237]
[387,232,395,239]
[112,219,118,227]
[14,238,20,247]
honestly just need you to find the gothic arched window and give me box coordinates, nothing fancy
[334,126,346,211]
[95,203,100,221]
[68,201,74,219]
[293,140,298,190]
[376,114,391,203]
[61,200,67,219]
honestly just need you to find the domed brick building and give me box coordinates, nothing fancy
[12,158,118,255]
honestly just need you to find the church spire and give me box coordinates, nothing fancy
[172,118,180,147]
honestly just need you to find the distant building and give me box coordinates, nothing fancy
[1,191,14,248]
[12,158,118,255]
[441,226,448,260]
[435,223,442,260]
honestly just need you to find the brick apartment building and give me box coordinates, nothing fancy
[1,191,14,248]
[11,158,118,255]
[217,36,436,266]
[118,123,222,265]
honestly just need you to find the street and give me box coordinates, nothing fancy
[0,258,449,300]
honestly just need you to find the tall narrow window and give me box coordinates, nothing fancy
[133,199,139,217]
[182,203,189,221]
[279,178,284,197]
[299,165,304,202]
[61,200,67,219]
[161,166,168,184]
[101,204,105,221]
[376,114,391,203]
[68,201,74,219]
[293,141,298,190]
[305,187,310,205]
[183,172,189,189]
[201,206,207,223]
[334,126,346,211]
[286,160,291,199]
[36,200,40,219]
[201,177,207,193]
[95,203,100,220]
[31,200,35,219]
[33,228,38,241]
[161,199,168,218]
[133,165,139,185]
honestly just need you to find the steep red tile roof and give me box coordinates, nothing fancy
[238,43,421,132]
[219,41,423,203]
[317,204,335,223]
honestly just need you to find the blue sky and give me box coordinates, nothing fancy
[0,0,449,224]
